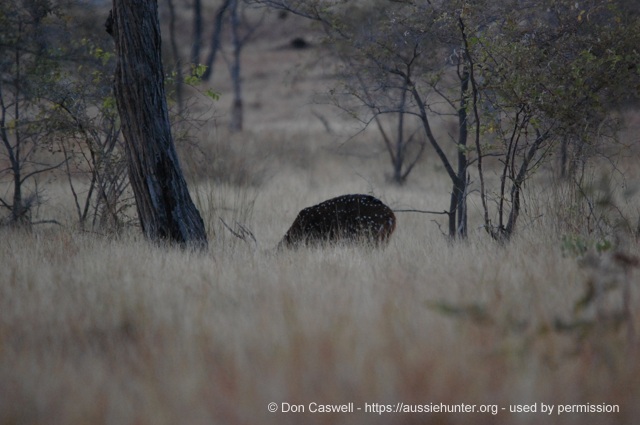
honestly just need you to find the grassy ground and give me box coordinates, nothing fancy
[2,7,640,425]
[2,155,639,425]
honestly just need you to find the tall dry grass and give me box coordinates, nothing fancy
[1,149,639,424]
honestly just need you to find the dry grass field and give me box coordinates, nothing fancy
[1,6,640,425]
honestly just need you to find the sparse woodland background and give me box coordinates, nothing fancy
[1,0,640,424]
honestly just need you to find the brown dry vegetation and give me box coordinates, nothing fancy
[1,5,640,425]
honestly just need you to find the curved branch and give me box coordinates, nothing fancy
[409,82,458,184]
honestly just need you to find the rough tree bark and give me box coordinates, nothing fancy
[106,0,208,249]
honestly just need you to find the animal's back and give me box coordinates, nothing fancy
[280,194,396,248]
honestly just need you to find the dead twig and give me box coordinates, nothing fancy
[219,217,257,246]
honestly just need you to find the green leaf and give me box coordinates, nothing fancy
[205,88,220,101]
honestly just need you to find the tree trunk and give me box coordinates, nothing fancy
[107,0,208,250]
[394,78,408,184]
[229,0,243,132]
[190,0,203,65]
[455,66,469,238]
[166,0,184,113]
[201,0,233,81]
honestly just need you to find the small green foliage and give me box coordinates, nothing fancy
[184,63,209,86]
[561,235,589,257]
[595,239,612,253]
[172,64,220,101]
[425,300,492,325]
[101,96,117,114]
[205,88,220,101]
[456,143,475,154]
[561,235,612,257]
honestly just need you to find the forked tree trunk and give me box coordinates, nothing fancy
[106,0,208,249]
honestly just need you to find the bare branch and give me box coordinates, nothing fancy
[394,208,449,215]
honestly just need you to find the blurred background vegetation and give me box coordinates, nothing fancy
[1,0,639,248]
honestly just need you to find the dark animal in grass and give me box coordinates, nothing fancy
[279,194,396,248]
